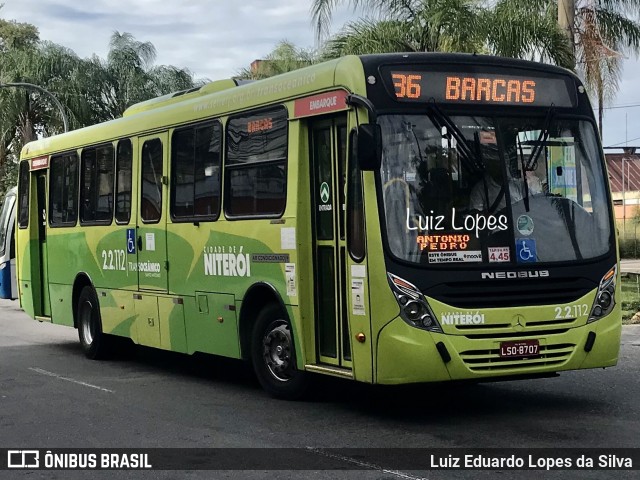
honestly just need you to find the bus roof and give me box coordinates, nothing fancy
[20,55,351,159]
[356,52,577,78]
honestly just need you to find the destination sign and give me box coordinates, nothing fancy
[30,156,49,170]
[384,68,576,107]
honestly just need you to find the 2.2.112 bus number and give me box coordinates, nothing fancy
[101,249,127,271]
[554,304,588,319]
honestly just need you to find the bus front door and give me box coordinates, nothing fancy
[309,116,352,369]
[36,171,50,316]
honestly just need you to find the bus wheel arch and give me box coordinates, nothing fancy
[239,283,309,399]
[238,282,287,362]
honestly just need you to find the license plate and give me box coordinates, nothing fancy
[499,339,540,358]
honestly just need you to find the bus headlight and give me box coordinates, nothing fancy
[387,273,442,333]
[588,265,617,323]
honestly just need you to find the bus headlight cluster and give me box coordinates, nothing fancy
[588,265,617,323]
[387,273,442,333]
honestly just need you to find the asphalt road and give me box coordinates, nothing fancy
[1,297,639,480]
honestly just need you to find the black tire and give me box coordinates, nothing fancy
[77,286,111,359]
[251,303,309,400]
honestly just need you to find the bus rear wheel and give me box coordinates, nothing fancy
[251,303,308,400]
[77,286,111,360]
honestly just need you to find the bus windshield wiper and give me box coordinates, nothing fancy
[526,106,555,171]
[517,135,531,212]
[517,106,555,212]
[426,101,484,173]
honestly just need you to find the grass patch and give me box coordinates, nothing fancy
[616,221,640,259]
[621,273,640,324]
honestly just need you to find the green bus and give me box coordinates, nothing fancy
[15,53,621,399]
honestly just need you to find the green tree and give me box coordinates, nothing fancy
[0,23,200,197]
[0,14,39,50]
[236,40,319,79]
[314,0,572,65]
[319,0,485,57]
[0,41,88,197]
[481,0,573,67]
[573,0,640,134]
[81,31,198,121]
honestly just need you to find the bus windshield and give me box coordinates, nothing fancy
[379,114,612,266]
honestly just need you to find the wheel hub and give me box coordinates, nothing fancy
[262,323,293,382]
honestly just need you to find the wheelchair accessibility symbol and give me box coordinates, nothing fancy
[127,228,136,254]
[516,238,537,263]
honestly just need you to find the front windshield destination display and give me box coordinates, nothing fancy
[379,114,611,265]
[383,67,576,107]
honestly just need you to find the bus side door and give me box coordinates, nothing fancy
[134,133,169,348]
[136,133,169,292]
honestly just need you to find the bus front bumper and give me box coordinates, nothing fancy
[375,309,621,385]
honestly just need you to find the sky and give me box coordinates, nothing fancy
[2,0,640,149]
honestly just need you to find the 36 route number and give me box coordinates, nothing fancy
[392,74,422,99]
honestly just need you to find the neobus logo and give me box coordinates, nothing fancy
[481,270,550,280]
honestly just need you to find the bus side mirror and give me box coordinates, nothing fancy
[356,124,382,171]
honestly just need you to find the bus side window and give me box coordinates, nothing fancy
[225,106,288,217]
[171,121,221,221]
[141,139,163,223]
[347,129,366,261]
[80,144,114,225]
[115,139,133,224]
[49,152,79,227]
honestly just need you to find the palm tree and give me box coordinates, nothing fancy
[314,0,572,65]
[481,0,574,67]
[82,32,199,121]
[0,25,200,196]
[0,39,90,197]
[315,0,483,53]
[573,1,640,134]
[487,0,640,135]
[322,0,485,58]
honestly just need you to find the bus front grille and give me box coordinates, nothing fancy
[427,277,595,309]
[459,343,575,372]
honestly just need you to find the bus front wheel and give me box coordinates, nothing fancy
[77,286,111,360]
[251,304,308,400]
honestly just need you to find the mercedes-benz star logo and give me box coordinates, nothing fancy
[513,314,525,331]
